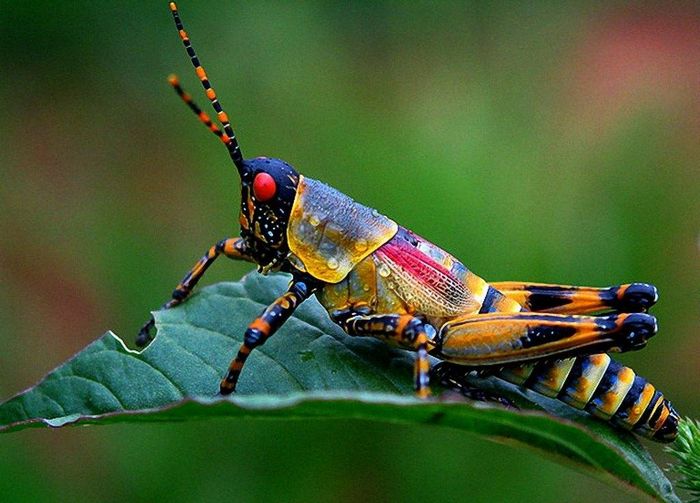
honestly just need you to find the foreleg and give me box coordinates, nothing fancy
[137,237,254,346]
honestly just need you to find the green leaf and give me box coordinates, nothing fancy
[0,273,679,502]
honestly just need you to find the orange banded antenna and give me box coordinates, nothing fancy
[168,2,244,171]
[168,74,227,143]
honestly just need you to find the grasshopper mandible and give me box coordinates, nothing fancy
[138,2,680,443]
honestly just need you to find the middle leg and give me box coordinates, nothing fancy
[220,279,317,395]
[333,312,435,398]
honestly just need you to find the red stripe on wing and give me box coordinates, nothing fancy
[375,236,469,304]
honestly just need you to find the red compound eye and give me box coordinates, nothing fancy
[253,172,276,202]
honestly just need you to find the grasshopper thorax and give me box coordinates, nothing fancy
[238,156,300,269]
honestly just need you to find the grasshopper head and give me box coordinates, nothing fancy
[165,4,301,270]
[237,157,300,269]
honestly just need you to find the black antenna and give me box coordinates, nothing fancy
[169,2,245,171]
[168,74,226,141]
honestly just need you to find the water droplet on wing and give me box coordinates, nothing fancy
[354,239,368,252]
[378,263,391,277]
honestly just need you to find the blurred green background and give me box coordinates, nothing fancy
[1,1,698,501]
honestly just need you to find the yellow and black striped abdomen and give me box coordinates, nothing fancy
[499,355,680,442]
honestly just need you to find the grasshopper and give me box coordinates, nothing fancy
[138,2,680,442]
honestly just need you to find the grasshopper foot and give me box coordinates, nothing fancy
[432,363,518,409]
[616,283,658,313]
[136,318,155,347]
[619,313,657,350]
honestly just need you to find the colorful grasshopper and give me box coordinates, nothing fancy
[138,2,680,442]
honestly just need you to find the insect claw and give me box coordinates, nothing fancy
[219,383,235,396]
[135,318,155,347]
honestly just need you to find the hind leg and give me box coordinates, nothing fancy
[437,311,657,366]
[490,282,657,314]
[431,362,517,408]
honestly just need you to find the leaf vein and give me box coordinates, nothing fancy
[53,374,127,410]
